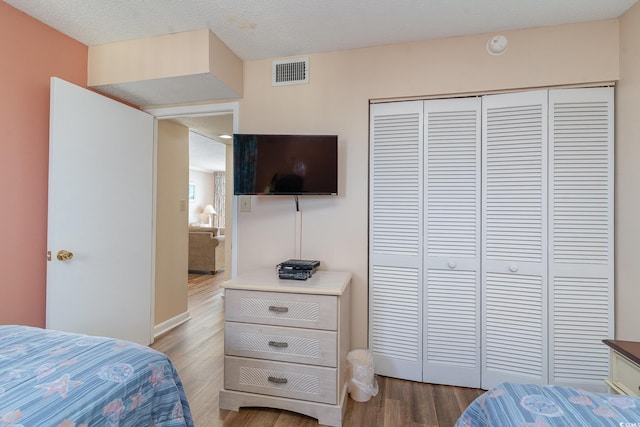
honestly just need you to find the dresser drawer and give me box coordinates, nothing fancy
[611,351,640,396]
[224,356,337,404]
[225,289,337,330]
[225,322,337,367]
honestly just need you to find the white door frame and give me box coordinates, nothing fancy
[144,102,240,278]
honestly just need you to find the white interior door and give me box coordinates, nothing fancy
[47,77,155,345]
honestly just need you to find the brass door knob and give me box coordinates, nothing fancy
[56,250,74,261]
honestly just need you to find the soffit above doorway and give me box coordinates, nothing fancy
[92,73,239,108]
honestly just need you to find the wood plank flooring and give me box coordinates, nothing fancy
[151,273,484,427]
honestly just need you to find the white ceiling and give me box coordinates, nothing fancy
[6,0,638,172]
[4,0,638,61]
[188,131,227,172]
[178,113,232,172]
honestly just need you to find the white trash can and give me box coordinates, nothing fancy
[346,349,379,402]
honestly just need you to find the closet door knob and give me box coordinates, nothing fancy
[509,264,519,273]
[448,261,457,269]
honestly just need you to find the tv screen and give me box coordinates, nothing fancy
[233,134,338,195]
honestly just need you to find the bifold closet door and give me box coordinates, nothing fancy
[548,87,614,391]
[369,87,614,388]
[369,101,424,381]
[422,98,481,388]
[481,90,549,389]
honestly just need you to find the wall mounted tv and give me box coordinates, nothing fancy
[233,134,338,195]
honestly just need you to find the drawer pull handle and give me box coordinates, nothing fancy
[268,376,288,384]
[268,305,289,313]
[268,341,289,348]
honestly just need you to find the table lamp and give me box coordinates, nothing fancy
[203,204,216,227]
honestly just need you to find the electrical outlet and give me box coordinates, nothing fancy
[239,195,251,212]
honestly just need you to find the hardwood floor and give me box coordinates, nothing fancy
[151,273,484,427]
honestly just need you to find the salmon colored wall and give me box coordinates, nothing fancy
[0,3,87,326]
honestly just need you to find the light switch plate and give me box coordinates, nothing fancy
[239,195,251,212]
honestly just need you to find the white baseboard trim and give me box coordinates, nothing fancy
[154,311,191,339]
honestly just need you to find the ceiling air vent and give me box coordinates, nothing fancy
[272,57,309,86]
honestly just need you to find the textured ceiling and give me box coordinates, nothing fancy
[6,0,637,171]
[5,0,638,61]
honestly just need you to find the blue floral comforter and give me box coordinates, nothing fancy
[456,382,640,427]
[0,325,193,426]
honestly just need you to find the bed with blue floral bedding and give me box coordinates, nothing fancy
[455,382,640,427]
[0,325,193,426]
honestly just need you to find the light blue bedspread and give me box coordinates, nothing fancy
[456,382,640,427]
[0,325,193,426]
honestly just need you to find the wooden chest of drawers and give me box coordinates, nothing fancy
[603,339,640,396]
[219,270,351,427]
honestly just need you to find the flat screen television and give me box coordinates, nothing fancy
[233,134,338,195]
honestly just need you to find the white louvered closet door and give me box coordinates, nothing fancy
[548,87,614,391]
[423,98,481,388]
[481,90,549,389]
[369,101,424,381]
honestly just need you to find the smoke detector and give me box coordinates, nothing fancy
[486,35,509,56]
